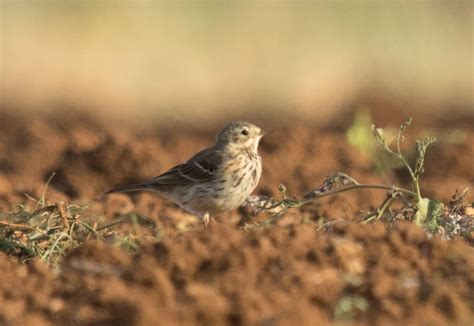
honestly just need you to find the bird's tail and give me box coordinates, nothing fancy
[104,182,155,195]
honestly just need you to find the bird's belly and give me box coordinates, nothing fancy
[182,177,258,214]
[183,185,251,214]
[213,161,261,212]
[169,156,261,216]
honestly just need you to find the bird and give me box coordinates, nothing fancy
[105,121,270,226]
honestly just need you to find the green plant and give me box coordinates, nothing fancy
[0,201,95,268]
[334,295,368,321]
[346,110,404,173]
[244,118,472,239]
[346,110,377,156]
[370,118,442,226]
[0,177,161,267]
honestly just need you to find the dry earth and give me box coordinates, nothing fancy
[0,111,473,325]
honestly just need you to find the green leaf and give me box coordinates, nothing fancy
[335,295,368,321]
[414,197,444,228]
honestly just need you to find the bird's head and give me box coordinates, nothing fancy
[216,121,270,153]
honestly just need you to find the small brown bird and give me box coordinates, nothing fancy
[106,121,269,226]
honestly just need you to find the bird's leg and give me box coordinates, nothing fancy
[201,212,210,227]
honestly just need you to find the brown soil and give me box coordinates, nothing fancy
[0,111,473,325]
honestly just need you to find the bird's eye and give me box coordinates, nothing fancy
[241,129,249,136]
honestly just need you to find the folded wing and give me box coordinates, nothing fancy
[105,146,222,194]
[151,147,222,185]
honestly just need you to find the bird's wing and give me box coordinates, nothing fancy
[105,147,223,194]
[148,146,223,185]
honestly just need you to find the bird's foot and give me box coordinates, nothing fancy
[201,212,210,227]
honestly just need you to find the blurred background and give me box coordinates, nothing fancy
[0,1,472,125]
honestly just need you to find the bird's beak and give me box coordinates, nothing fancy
[261,129,274,136]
